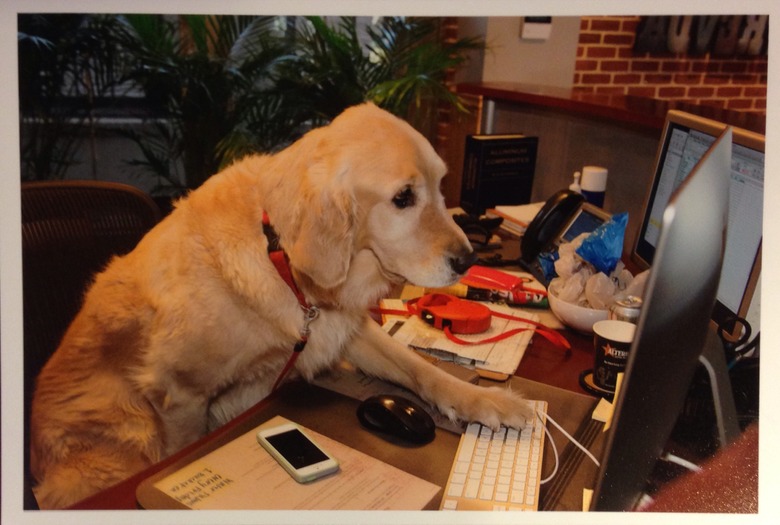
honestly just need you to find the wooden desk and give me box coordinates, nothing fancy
[71,376,599,511]
[516,327,594,395]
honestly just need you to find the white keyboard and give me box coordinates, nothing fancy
[440,400,547,511]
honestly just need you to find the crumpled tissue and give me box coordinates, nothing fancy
[547,213,649,310]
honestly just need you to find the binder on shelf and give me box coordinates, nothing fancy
[460,134,538,215]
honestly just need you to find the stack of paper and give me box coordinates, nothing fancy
[381,298,538,381]
[486,202,544,236]
[140,416,440,510]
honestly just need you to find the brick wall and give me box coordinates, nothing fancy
[574,16,768,114]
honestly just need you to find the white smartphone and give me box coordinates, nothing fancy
[256,422,340,483]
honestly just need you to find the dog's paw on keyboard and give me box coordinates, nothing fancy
[440,400,548,512]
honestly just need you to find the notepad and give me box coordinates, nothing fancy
[136,416,440,510]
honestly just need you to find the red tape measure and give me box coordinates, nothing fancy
[407,293,492,334]
[399,293,570,353]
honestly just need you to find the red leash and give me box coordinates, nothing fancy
[263,212,320,392]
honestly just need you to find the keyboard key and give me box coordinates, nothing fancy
[448,482,464,498]
[454,461,469,474]
[460,425,478,455]
[465,479,480,499]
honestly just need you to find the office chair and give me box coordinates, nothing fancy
[21,180,161,509]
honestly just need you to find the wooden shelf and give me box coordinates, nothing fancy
[457,82,766,135]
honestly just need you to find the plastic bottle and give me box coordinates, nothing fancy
[569,171,582,193]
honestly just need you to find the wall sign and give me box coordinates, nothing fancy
[520,16,553,41]
[634,15,768,56]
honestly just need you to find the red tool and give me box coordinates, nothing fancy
[408,293,492,334]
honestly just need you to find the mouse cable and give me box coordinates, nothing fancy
[537,410,601,486]
[538,413,559,485]
[631,456,701,511]
[660,452,702,473]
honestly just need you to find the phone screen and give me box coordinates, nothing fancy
[561,208,607,242]
[265,428,330,469]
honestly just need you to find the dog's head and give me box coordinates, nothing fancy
[286,103,475,292]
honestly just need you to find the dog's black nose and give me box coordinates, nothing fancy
[448,251,479,275]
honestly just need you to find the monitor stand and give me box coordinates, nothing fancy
[699,329,742,448]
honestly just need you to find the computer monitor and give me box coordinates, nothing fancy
[633,110,763,337]
[591,128,741,511]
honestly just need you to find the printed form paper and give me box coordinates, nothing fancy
[151,416,440,510]
[382,299,537,376]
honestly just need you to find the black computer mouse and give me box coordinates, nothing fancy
[357,394,436,444]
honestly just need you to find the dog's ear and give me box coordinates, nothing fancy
[288,182,355,290]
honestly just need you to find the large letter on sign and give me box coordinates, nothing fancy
[736,15,768,55]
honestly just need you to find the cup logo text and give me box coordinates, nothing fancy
[602,343,628,360]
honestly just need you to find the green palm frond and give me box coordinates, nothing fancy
[20,14,484,192]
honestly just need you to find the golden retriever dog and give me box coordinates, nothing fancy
[30,103,533,509]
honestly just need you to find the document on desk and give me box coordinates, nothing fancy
[381,299,536,378]
[485,202,544,236]
[139,416,440,510]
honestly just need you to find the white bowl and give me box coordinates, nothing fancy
[548,287,608,333]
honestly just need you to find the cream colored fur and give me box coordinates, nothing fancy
[29,103,533,509]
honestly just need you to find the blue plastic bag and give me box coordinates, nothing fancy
[575,212,628,275]
[539,251,559,282]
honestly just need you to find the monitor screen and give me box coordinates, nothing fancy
[633,110,763,332]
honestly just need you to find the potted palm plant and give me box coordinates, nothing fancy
[18,14,132,181]
[19,14,483,199]
[114,14,294,195]
[119,15,483,193]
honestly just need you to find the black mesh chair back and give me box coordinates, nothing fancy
[21,180,161,508]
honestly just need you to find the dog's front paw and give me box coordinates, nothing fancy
[474,386,536,430]
[435,384,536,431]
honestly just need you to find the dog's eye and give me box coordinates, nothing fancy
[392,187,416,209]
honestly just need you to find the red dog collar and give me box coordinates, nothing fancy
[263,211,320,392]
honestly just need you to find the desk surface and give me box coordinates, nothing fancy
[71,375,600,511]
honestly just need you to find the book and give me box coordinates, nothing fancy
[460,134,539,214]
